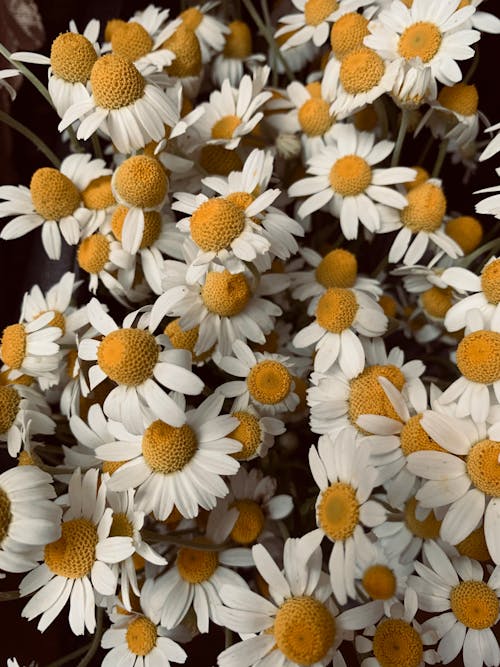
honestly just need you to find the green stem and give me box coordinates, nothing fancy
[457,237,500,268]
[77,607,104,667]
[0,42,53,107]
[0,110,61,168]
[260,0,278,87]
[46,644,90,667]
[225,627,233,649]
[0,590,19,601]
[431,138,449,178]
[92,133,103,160]
[464,45,480,85]
[141,530,232,551]
[417,133,434,167]
[391,108,410,167]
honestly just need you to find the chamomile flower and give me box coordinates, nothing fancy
[0,383,54,457]
[79,174,117,236]
[212,20,265,87]
[76,232,134,300]
[463,0,500,34]
[78,298,204,433]
[179,2,229,63]
[226,404,285,461]
[288,123,415,239]
[0,153,110,260]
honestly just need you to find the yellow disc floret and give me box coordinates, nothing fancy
[180,7,204,30]
[30,168,81,221]
[354,105,378,132]
[315,287,358,333]
[329,155,372,197]
[126,616,157,656]
[362,565,397,600]
[400,414,445,456]
[339,47,385,94]
[199,145,243,175]
[398,21,442,63]
[420,286,453,320]
[405,166,429,191]
[330,12,369,60]
[230,499,265,544]
[372,618,423,667]
[317,482,359,541]
[163,25,202,78]
[90,54,145,109]
[247,360,292,405]
[450,580,499,629]
[400,181,447,233]
[274,595,336,665]
[304,0,338,26]
[77,234,110,274]
[0,487,12,544]
[457,525,490,561]
[177,545,218,583]
[1,324,27,370]
[50,32,97,83]
[404,497,441,539]
[81,175,115,210]
[446,216,483,255]
[114,156,168,208]
[224,21,252,59]
[201,271,251,317]
[438,83,478,117]
[44,518,98,578]
[298,97,333,137]
[466,439,500,497]
[190,198,246,252]
[111,21,153,62]
[142,421,197,474]
[315,248,357,289]
[164,319,199,354]
[0,385,21,433]
[348,364,405,431]
[109,512,134,538]
[481,259,500,305]
[229,411,261,460]
[111,206,162,249]
[211,114,242,140]
[102,460,126,475]
[456,330,500,384]
[97,328,159,386]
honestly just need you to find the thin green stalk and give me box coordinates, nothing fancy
[417,133,434,167]
[261,0,278,87]
[141,529,231,551]
[0,590,19,601]
[46,645,90,667]
[464,45,480,85]
[0,110,60,167]
[458,237,500,268]
[391,108,410,167]
[225,627,233,649]
[432,138,449,178]
[0,42,53,107]
[77,607,104,667]
[92,133,103,160]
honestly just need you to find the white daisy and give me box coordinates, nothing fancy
[0,383,54,457]
[225,404,285,461]
[179,2,229,63]
[212,20,266,87]
[76,232,134,300]
[78,173,117,237]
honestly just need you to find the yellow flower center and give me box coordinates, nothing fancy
[0,384,21,434]
[481,259,500,305]
[450,580,499,629]
[18,451,35,466]
[226,191,256,212]
[50,32,97,83]
[224,20,253,59]
[1,324,27,370]
[354,105,378,132]
[229,411,261,460]
[164,319,198,354]
[109,512,134,538]
[330,12,369,60]
[348,364,405,432]
[339,47,385,94]
[372,618,423,667]
[420,286,453,320]
[177,545,218,583]
[304,0,338,26]
[247,360,292,405]
[317,482,359,541]
[126,616,157,656]
[190,198,246,253]
[298,97,333,137]
[362,564,397,600]
[201,271,251,317]
[0,487,12,544]
[456,330,500,384]
[44,518,98,578]
[199,145,243,175]
[315,248,358,289]
[274,596,336,665]
[104,19,126,42]
[111,206,162,249]
[77,234,110,274]
[30,168,81,221]
[398,22,442,63]
[329,155,372,197]
[404,497,441,539]
[400,413,445,456]
[90,54,145,109]
[0,370,32,387]
[438,83,478,117]
[446,216,482,255]
[180,7,204,30]
[97,328,159,386]
[230,499,265,544]
[142,420,197,474]
[315,287,358,333]
[457,525,490,562]
[35,309,66,335]
[466,439,500,497]
[102,460,126,475]
[163,25,202,78]
[400,182,447,233]
[81,175,115,210]
[114,155,168,209]
[211,114,242,140]
[405,166,429,191]
[111,21,153,62]
[379,294,398,319]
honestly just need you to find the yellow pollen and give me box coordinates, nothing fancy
[0,371,33,387]
[104,19,126,42]
[481,259,500,305]
[163,25,202,78]
[90,54,145,109]
[456,330,500,384]
[438,83,478,116]
[180,7,204,30]
[400,414,445,456]
[211,114,242,140]
[450,580,499,629]
[111,21,153,62]
[457,525,490,561]
[165,319,198,354]
[0,384,21,433]
[190,198,246,253]
[398,21,442,63]
[177,545,218,583]
[18,450,35,466]
[348,364,405,432]
[466,439,500,497]
[77,234,110,274]
[30,168,81,221]
[111,206,162,249]
[0,487,12,544]
[298,97,333,137]
[247,360,292,405]
[126,616,157,656]
[199,145,243,175]
[1,324,27,370]
[379,294,398,319]
[329,155,372,197]
[315,287,358,333]
[142,421,197,474]
[97,328,159,386]
[420,286,453,320]
[201,271,251,317]
[229,411,261,460]
[315,248,357,288]
[44,518,98,578]
[405,166,429,191]
[224,20,252,59]
[50,32,97,83]
[330,12,369,59]
[304,0,338,26]
[401,182,447,233]
[114,155,168,209]
[354,105,378,132]
[35,309,65,335]
[404,497,441,539]
[274,596,336,665]
[102,460,126,475]
[110,512,134,538]
[446,216,483,255]
[317,482,359,541]
[226,191,255,212]
[81,175,115,210]
[340,47,385,94]
[362,564,397,600]
[372,618,423,667]
[230,499,265,544]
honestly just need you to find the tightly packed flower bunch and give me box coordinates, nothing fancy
[2,0,500,665]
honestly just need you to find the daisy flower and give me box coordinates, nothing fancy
[0,465,61,573]
[225,404,285,461]
[212,20,266,87]
[76,232,134,300]
[288,123,415,239]
[78,173,117,237]
[20,468,129,635]
[0,383,54,457]
[78,298,204,433]
[179,2,229,63]
[463,0,500,34]
[409,541,500,667]
[95,393,240,520]
[307,430,387,604]
[407,409,500,563]
[0,153,110,260]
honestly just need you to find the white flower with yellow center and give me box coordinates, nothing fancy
[409,541,500,667]
[226,404,285,461]
[20,468,129,635]
[95,393,240,520]
[0,465,61,573]
[0,153,110,260]
[308,430,387,604]
[212,20,266,87]
[407,409,500,563]
[0,383,54,457]
[78,173,117,237]
[288,123,415,239]
[76,232,134,300]
[179,2,229,63]
[78,298,204,433]
[272,25,317,73]
[365,0,480,104]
